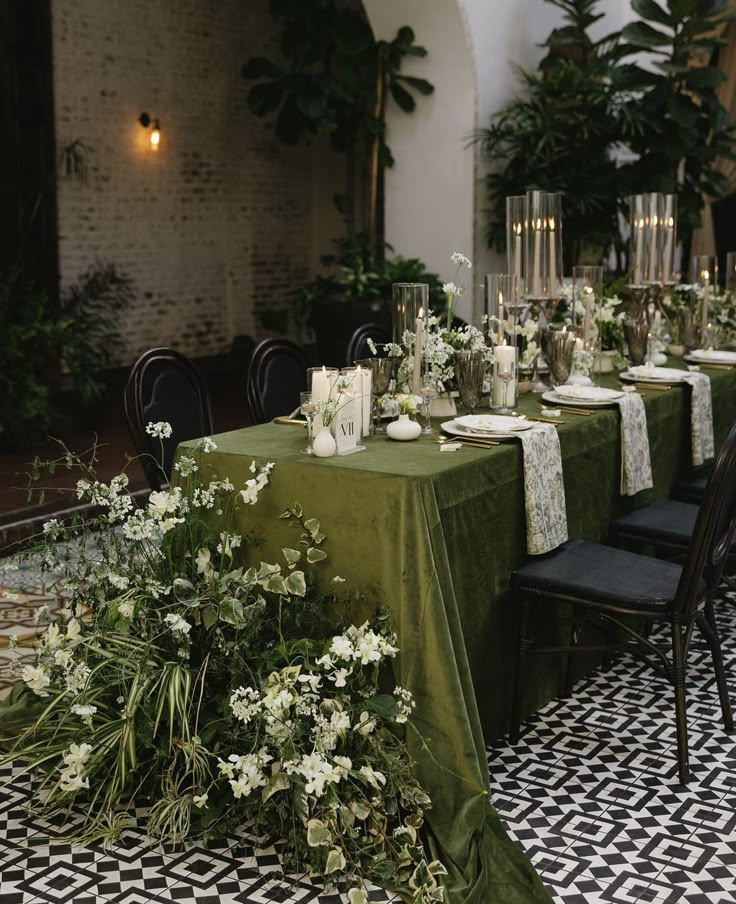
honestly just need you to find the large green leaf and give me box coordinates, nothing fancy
[247,82,284,117]
[396,76,434,96]
[682,66,727,89]
[296,83,328,119]
[632,0,673,25]
[242,57,283,80]
[621,21,672,47]
[390,82,416,113]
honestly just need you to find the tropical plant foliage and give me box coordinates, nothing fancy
[477,0,736,269]
[0,432,445,903]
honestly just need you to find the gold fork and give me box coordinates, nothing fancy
[433,433,499,448]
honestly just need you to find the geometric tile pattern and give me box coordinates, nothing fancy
[490,586,736,904]
[2,566,736,903]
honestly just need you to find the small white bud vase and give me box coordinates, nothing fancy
[312,426,337,457]
[386,413,422,442]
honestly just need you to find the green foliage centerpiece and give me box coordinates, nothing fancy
[1,428,445,904]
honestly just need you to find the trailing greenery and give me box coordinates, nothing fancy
[476,0,736,269]
[1,434,445,903]
[0,262,133,452]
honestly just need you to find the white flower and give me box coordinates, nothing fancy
[331,710,351,733]
[229,686,261,723]
[451,251,472,268]
[195,548,214,579]
[174,456,198,477]
[355,711,376,736]
[192,792,209,809]
[148,488,182,518]
[122,511,155,541]
[329,635,354,661]
[442,281,464,298]
[145,421,172,439]
[216,532,242,557]
[164,613,191,638]
[54,649,73,668]
[71,703,97,726]
[33,604,50,626]
[227,750,271,799]
[66,618,81,642]
[118,601,135,619]
[332,575,346,584]
[42,518,62,538]
[217,758,236,779]
[285,752,345,798]
[359,764,386,789]
[160,517,185,534]
[59,766,89,793]
[106,573,130,591]
[297,672,322,694]
[316,654,334,669]
[43,623,62,650]
[1,591,19,602]
[66,662,91,694]
[21,665,51,697]
[329,667,352,688]
[199,437,217,453]
[367,337,378,355]
[63,742,93,769]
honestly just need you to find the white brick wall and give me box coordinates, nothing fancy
[52,0,342,366]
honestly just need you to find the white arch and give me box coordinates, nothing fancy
[363,0,634,320]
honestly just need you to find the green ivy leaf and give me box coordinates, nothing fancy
[306,818,332,847]
[285,571,307,597]
[219,598,245,625]
[325,848,346,874]
[306,547,327,564]
[282,548,302,566]
[202,607,218,630]
[262,772,290,802]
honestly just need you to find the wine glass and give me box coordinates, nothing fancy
[300,391,317,454]
[418,384,437,434]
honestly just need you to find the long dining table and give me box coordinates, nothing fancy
[181,358,736,904]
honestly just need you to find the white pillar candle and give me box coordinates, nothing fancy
[497,299,504,345]
[514,225,522,279]
[412,311,424,394]
[634,218,644,285]
[701,281,710,345]
[582,293,593,345]
[647,212,658,283]
[532,219,542,297]
[311,366,337,428]
[548,219,557,295]
[662,220,674,282]
[574,337,584,352]
[492,343,516,407]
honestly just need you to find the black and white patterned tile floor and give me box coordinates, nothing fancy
[490,586,736,904]
[2,580,736,903]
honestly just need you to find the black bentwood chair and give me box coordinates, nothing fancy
[672,468,712,505]
[124,347,213,492]
[509,422,736,785]
[246,338,311,424]
[346,323,391,366]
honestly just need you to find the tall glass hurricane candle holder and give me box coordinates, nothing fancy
[355,356,395,435]
[661,194,677,284]
[692,255,717,345]
[628,194,648,287]
[727,252,736,293]
[525,190,547,300]
[506,195,525,283]
[545,192,563,299]
[573,265,604,380]
[307,366,339,428]
[392,282,428,346]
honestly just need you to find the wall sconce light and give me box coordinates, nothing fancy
[139,112,161,150]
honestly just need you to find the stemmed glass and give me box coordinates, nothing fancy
[300,391,317,454]
[455,350,486,416]
[418,383,437,434]
[356,357,395,434]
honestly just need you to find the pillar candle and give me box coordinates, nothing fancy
[634,218,644,285]
[492,343,516,408]
[647,213,658,283]
[548,220,557,295]
[514,225,522,279]
[532,219,542,297]
[358,366,372,439]
[497,299,504,345]
[311,366,337,428]
[662,220,674,282]
[412,311,424,393]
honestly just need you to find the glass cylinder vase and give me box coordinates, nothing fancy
[525,190,547,300]
[392,283,429,346]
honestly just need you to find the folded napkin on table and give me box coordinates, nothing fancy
[615,392,653,496]
[682,372,715,467]
[517,423,568,555]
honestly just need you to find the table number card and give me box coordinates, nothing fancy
[335,393,365,455]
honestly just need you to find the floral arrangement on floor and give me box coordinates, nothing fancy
[0,429,446,904]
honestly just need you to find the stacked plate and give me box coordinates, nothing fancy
[684,349,736,366]
[619,364,689,384]
[542,385,624,408]
[441,414,533,442]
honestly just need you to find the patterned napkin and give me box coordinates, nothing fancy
[682,372,715,467]
[615,393,653,496]
[517,424,568,555]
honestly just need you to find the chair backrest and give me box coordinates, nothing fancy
[346,323,391,366]
[124,347,213,491]
[246,338,311,424]
[676,419,736,615]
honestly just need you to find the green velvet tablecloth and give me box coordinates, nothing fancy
[182,359,736,904]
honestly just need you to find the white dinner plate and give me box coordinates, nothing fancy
[454,414,532,434]
[542,390,620,409]
[686,349,736,364]
[441,419,526,442]
[555,385,624,403]
[620,366,689,383]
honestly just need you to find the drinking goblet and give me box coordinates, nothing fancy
[455,350,486,416]
[418,384,437,434]
[300,391,317,454]
[356,356,396,434]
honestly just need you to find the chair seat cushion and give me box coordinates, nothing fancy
[511,539,700,609]
[614,498,698,547]
[672,470,710,504]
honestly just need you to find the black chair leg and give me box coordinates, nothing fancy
[671,621,690,785]
[562,617,578,698]
[698,601,734,733]
[510,597,531,744]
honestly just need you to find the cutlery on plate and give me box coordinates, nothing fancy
[517,415,563,426]
[434,434,499,448]
[542,406,593,417]
[624,382,670,392]
[693,362,734,370]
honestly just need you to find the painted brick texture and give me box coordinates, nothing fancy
[52,0,332,367]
